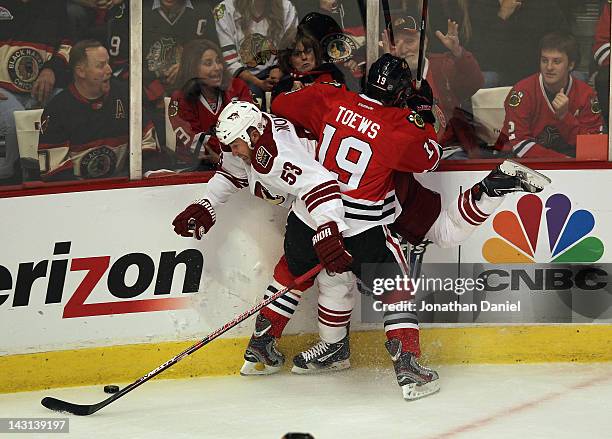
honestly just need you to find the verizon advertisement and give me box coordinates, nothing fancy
[2,169,611,355]
[0,185,295,355]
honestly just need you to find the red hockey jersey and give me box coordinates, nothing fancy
[271,82,441,235]
[169,77,253,160]
[495,73,603,158]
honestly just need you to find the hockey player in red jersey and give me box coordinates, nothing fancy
[495,32,603,158]
[173,56,552,401]
[271,54,551,400]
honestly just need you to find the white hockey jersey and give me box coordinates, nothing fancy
[213,0,298,77]
[204,114,348,233]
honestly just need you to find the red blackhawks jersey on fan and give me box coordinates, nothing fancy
[204,114,348,233]
[271,82,441,236]
[593,3,610,67]
[495,73,603,158]
[169,77,252,160]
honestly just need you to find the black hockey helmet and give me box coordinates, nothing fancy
[363,53,414,107]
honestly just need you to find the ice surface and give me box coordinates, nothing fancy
[1,363,611,439]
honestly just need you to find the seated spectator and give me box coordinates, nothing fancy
[592,1,610,130]
[107,0,220,146]
[298,11,364,90]
[272,29,345,98]
[0,0,72,185]
[213,0,298,104]
[38,40,159,181]
[168,39,253,169]
[384,14,484,156]
[495,32,603,159]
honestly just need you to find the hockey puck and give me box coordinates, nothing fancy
[103,385,120,394]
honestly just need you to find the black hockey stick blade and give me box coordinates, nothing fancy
[40,264,322,416]
[41,396,108,416]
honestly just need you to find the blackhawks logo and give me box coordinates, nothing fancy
[508,90,523,107]
[239,34,276,67]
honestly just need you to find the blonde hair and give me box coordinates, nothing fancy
[235,0,290,46]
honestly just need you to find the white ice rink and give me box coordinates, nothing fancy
[1,363,612,439]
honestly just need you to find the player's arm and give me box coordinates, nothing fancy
[386,115,442,173]
[256,139,352,273]
[271,83,334,137]
[172,152,248,239]
[255,140,347,231]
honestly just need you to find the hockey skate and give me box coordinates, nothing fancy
[475,160,551,199]
[291,332,350,374]
[385,338,440,401]
[240,315,285,376]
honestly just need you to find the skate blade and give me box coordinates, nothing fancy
[240,360,282,376]
[499,160,552,190]
[401,380,440,401]
[291,359,351,375]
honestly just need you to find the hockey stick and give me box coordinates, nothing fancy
[415,0,429,90]
[41,264,323,416]
[381,0,394,47]
[409,240,430,280]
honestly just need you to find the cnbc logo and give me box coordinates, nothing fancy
[482,193,604,263]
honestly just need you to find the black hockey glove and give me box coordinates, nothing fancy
[403,79,436,125]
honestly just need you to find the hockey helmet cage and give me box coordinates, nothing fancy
[216,101,265,148]
[364,53,413,107]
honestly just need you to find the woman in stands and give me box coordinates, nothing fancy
[272,29,345,99]
[169,39,253,170]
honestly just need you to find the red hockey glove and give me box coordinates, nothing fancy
[172,199,216,240]
[312,222,353,273]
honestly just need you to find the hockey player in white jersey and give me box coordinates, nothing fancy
[172,100,357,376]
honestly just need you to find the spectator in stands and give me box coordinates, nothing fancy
[383,14,483,156]
[67,0,123,42]
[169,39,253,169]
[107,0,220,146]
[38,40,159,181]
[592,1,610,130]
[495,32,603,159]
[395,0,473,55]
[297,10,365,90]
[213,0,298,104]
[272,29,345,98]
[0,0,72,185]
[468,0,569,87]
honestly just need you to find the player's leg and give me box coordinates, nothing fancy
[348,225,440,400]
[240,255,314,376]
[291,270,356,374]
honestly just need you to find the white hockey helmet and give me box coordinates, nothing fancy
[215,100,265,148]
